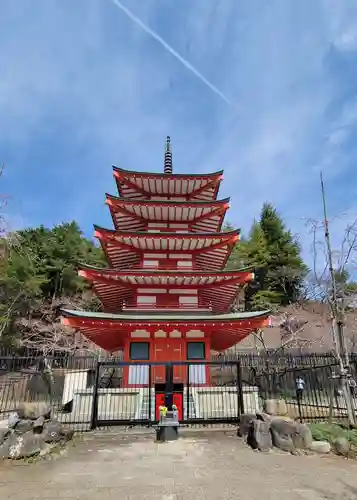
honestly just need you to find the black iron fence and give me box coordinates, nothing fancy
[0,355,97,430]
[90,360,243,429]
[0,352,356,430]
[239,352,357,423]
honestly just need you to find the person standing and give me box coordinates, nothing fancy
[348,376,357,398]
[295,376,305,400]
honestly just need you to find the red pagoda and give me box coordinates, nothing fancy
[61,138,270,400]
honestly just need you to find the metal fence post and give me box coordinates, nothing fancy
[236,361,244,416]
[164,364,173,410]
[186,363,190,421]
[148,363,152,424]
[90,360,100,430]
[293,369,303,423]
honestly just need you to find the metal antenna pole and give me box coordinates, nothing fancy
[320,172,355,425]
[320,173,338,317]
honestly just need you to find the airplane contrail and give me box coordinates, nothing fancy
[108,0,232,106]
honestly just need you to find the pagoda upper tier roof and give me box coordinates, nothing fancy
[61,309,270,352]
[94,226,239,271]
[106,195,230,233]
[113,167,223,201]
[78,265,254,313]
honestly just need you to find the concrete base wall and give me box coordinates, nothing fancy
[193,385,260,418]
[72,388,140,420]
[67,385,260,422]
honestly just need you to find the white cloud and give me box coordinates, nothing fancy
[335,30,357,52]
[1,0,357,261]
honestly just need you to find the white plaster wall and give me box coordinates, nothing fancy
[169,223,189,229]
[177,260,192,268]
[130,329,150,338]
[137,296,156,304]
[186,329,204,338]
[169,289,197,294]
[154,330,167,338]
[147,223,167,229]
[179,296,198,305]
[62,370,88,405]
[142,260,159,267]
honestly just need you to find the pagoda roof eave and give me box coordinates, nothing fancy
[105,195,230,233]
[113,167,223,201]
[61,309,271,352]
[94,226,239,271]
[93,225,240,239]
[61,309,270,322]
[78,265,254,314]
[112,166,224,179]
[105,194,230,206]
[78,263,253,276]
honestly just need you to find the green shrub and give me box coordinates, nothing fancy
[309,422,357,451]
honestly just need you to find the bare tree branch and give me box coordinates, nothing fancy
[305,211,357,365]
[251,306,324,355]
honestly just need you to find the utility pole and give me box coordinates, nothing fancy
[320,172,355,426]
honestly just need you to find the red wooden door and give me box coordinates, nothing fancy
[171,342,185,383]
[152,341,166,384]
[152,339,184,383]
[155,393,165,419]
[155,392,183,420]
[173,393,183,420]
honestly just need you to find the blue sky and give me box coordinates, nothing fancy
[2,0,357,265]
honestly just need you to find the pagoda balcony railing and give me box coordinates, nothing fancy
[136,264,199,271]
[122,302,212,312]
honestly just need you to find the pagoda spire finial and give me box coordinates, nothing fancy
[164,136,173,174]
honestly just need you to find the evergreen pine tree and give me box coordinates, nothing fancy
[226,204,308,310]
[258,202,307,305]
[0,222,106,344]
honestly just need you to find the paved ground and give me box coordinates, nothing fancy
[0,429,357,500]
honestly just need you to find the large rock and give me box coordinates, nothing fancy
[42,419,74,443]
[270,428,295,453]
[256,412,272,423]
[8,412,20,429]
[270,419,298,453]
[237,413,256,438]
[16,402,51,420]
[0,439,11,459]
[257,412,295,423]
[332,437,350,456]
[309,441,331,454]
[0,419,8,429]
[4,431,46,459]
[291,423,313,450]
[264,399,288,416]
[0,413,74,460]
[269,419,312,449]
[14,419,33,435]
[247,419,272,452]
[33,416,45,434]
[270,418,296,437]
[0,428,10,446]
